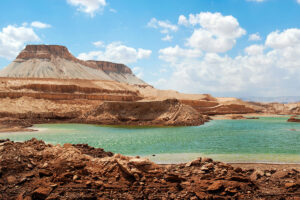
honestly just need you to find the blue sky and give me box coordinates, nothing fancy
[0,0,300,97]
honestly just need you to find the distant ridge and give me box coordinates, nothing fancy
[0,45,146,85]
[241,96,300,103]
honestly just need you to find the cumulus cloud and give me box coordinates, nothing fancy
[147,18,178,41]
[147,18,178,33]
[249,33,262,41]
[265,28,300,49]
[78,42,152,64]
[66,0,106,16]
[181,12,246,53]
[0,24,40,60]
[178,15,189,26]
[159,45,202,64]
[156,28,300,97]
[31,21,51,29]
[93,41,104,47]
[244,44,265,55]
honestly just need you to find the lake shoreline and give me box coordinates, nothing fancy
[1,116,299,165]
[210,113,292,120]
[0,113,291,133]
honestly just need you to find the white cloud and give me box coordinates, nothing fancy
[31,21,51,29]
[147,18,178,33]
[147,18,178,41]
[265,28,300,49]
[178,15,189,26]
[191,12,245,37]
[187,29,236,53]
[249,33,262,41]
[298,0,300,4]
[66,0,106,17]
[244,44,264,55]
[78,42,152,64]
[183,12,246,53]
[156,28,300,96]
[161,35,173,42]
[137,48,152,59]
[265,29,300,71]
[159,45,202,64]
[93,41,104,47]
[0,24,40,60]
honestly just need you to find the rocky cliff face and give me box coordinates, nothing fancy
[16,45,76,61]
[246,102,300,115]
[0,45,145,85]
[84,99,208,126]
[85,60,132,74]
[0,78,208,128]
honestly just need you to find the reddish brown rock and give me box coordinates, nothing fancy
[16,45,133,75]
[6,175,17,184]
[84,99,207,126]
[0,139,300,199]
[288,116,300,122]
[32,187,53,200]
[207,181,224,192]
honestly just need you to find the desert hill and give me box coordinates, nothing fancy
[0,45,145,85]
[0,44,299,131]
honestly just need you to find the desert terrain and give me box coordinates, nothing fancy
[0,45,299,199]
[0,139,299,200]
[1,45,299,132]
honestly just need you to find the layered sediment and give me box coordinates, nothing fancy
[261,102,300,115]
[0,76,299,131]
[0,98,206,130]
[84,99,207,126]
[0,77,262,131]
[0,45,145,85]
[0,139,299,200]
[0,44,298,130]
[0,77,208,130]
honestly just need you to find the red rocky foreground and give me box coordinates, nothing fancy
[0,139,299,200]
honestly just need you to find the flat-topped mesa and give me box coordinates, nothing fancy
[16,45,133,74]
[16,45,78,62]
[85,60,132,74]
[0,44,146,85]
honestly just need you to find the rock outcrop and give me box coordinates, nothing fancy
[180,99,257,115]
[0,77,208,129]
[0,139,299,199]
[0,77,263,130]
[260,102,300,115]
[0,45,145,85]
[84,99,207,126]
[0,76,297,130]
[288,116,300,123]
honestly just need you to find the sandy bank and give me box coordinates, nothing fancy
[210,113,290,120]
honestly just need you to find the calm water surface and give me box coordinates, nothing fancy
[1,117,300,163]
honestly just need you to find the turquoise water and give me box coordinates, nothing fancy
[1,117,300,163]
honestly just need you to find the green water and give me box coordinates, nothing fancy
[1,117,300,163]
